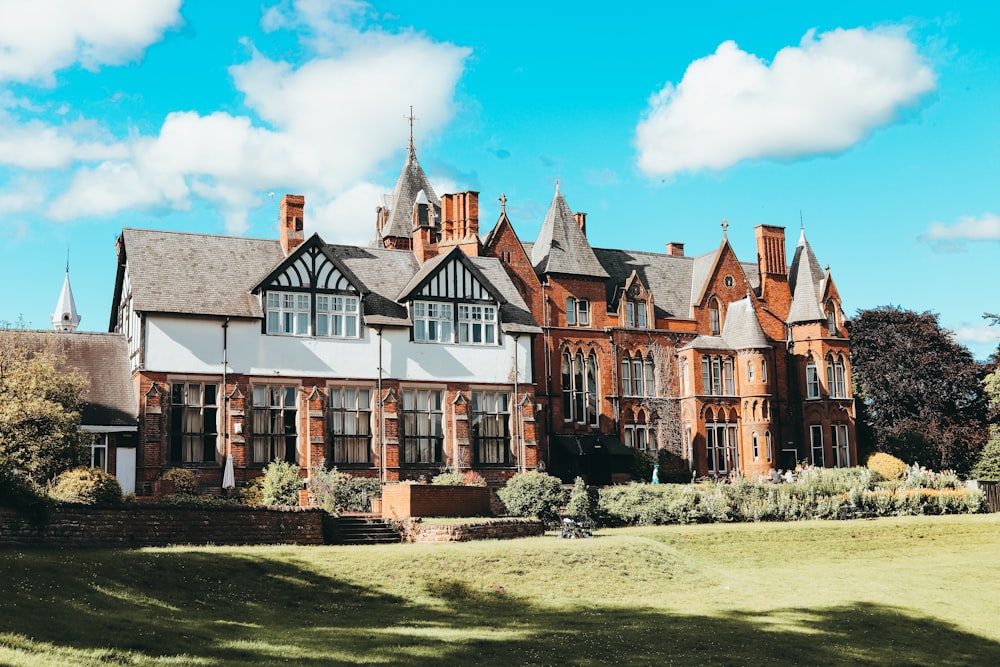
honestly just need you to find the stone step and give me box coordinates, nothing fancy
[328,516,402,545]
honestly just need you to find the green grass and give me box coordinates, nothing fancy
[2,514,1000,665]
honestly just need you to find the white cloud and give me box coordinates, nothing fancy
[635,27,936,176]
[308,181,386,245]
[954,325,1000,346]
[0,0,182,83]
[46,4,470,231]
[0,116,128,169]
[922,213,1000,242]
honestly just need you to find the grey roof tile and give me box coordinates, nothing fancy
[123,228,282,318]
[787,229,827,324]
[721,297,770,349]
[378,146,441,241]
[592,247,693,319]
[530,190,609,278]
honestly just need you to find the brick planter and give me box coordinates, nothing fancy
[381,484,491,518]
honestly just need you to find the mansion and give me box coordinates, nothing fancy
[94,142,855,493]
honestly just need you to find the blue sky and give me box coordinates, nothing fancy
[1,0,998,358]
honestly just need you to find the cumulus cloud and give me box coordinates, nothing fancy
[0,116,128,169]
[922,213,1000,247]
[45,1,470,237]
[0,0,182,83]
[635,27,936,176]
[953,325,1000,346]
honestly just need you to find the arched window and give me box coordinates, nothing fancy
[765,431,773,461]
[574,352,585,423]
[761,358,768,383]
[706,417,738,477]
[747,361,754,382]
[826,356,848,398]
[563,349,598,424]
[561,351,572,421]
[644,355,655,396]
[566,297,576,326]
[621,354,631,396]
[586,352,599,426]
[806,361,820,399]
[752,432,760,460]
[624,410,653,451]
[709,298,721,335]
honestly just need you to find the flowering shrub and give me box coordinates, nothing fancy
[307,463,381,515]
[867,452,908,481]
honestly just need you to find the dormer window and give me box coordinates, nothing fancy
[626,301,648,328]
[709,299,721,335]
[266,292,309,335]
[458,304,497,344]
[413,301,454,342]
[316,295,359,338]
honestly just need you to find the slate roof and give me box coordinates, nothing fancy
[468,256,541,334]
[721,297,770,349]
[592,248,693,319]
[121,228,283,318]
[530,190,609,278]
[787,228,827,324]
[0,330,136,428]
[376,145,441,242]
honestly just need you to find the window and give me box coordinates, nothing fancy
[266,292,310,335]
[747,361,754,382]
[626,301,648,328]
[91,434,108,471]
[701,355,735,396]
[170,382,218,464]
[810,424,824,466]
[623,353,656,397]
[251,385,298,464]
[458,305,497,345]
[827,358,848,398]
[832,424,850,468]
[806,361,820,399]
[625,420,654,451]
[472,391,510,464]
[401,389,443,464]
[413,301,454,342]
[827,307,838,336]
[765,431,773,462]
[761,358,767,383]
[566,297,590,326]
[316,295,359,338]
[709,300,721,335]
[329,387,371,464]
[562,350,599,424]
[706,422,738,476]
[752,433,760,460]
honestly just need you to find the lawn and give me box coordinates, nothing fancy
[2,514,999,666]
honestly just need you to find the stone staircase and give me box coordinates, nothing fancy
[328,515,402,545]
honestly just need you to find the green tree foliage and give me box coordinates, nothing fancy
[261,459,303,506]
[565,476,594,518]
[0,331,89,483]
[847,307,988,473]
[50,467,123,504]
[970,427,1000,481]
[497,471,566,522]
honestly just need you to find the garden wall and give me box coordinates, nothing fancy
[0,505,324,548]
[381,484,492,518]
[394,518,543,543]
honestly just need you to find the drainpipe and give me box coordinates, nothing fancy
[222,317,230,464]
[513,334,522,473]
[377,325,385,483]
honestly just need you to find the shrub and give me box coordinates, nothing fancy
[0,464,51,519]
[261,460,303,506]
[630,450,657,483]
[307,464,381,515]
[239,476,264,505]
[970,427,1000,482]
[497,471,565,522]
[431,471,466,486]
[462,470,487,487]
[49,467,122,504]
[161,467,199,495]
[565,476,594,518]
[867,452,908,481]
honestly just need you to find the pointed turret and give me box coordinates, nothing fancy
[721,296,769,349]
[786,228,827,324]
[374,143,441,248]
[52,265,81,332]
[530,184,608,278]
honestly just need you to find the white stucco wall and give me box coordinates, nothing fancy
[143,315,532,384]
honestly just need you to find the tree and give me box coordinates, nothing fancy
[847,306,988,474]
[0,331,90,483]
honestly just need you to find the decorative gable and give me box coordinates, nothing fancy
[398,248,505,305]
[254,234,364,296]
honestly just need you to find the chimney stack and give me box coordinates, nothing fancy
[666,242,685,256]
[411,191,438,264]
[440,191,480,257]
[754,225,787,276]
[280,194,305,256]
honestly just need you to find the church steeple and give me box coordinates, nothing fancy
[52,258,81,332]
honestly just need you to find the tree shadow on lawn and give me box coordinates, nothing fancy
[0,549,997,666]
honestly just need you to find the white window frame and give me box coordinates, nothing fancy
[413,301,454,343]
[624,422,654,451]
[827,359,847,398]
[576,299,590,326]
[706,422,738,476]
[400,388,444,464]
[810,424,824,466]
[833,424,850,468]
[266,291,310,336]
[458,304,497,345]
[91,434,108,471]
[316,295,359,338]
[328,385,372,465]
[806,361,820,399]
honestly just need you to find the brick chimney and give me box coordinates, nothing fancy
[411,191,438,264]
[754,225,787,276]
[440,191,480,257]
[280,195,305,256]
[666,242,685,256]
[574,212,587,236]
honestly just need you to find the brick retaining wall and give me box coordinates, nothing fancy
[394,517,543,543]
[381,484,492,518]
[0,504,324,548]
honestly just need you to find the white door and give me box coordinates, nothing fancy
[115,448,136,495]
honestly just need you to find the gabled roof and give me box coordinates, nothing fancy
[327,245,419,326]
[396,246,505,305]
[0,330,137,428]
[252,233,366,296]
[787,228,827,324]
[530,188,608,279]
[593,248,692,319]
[468,256,541,334]
[119,228,284,319]
[377,145,441,242]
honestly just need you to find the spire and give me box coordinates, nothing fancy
[530,184,608,279]
[375,125,440,245]
[787,226,827,324]
[52,261,81,332]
